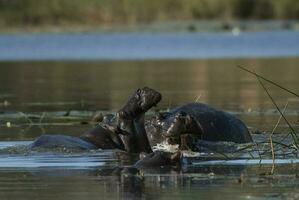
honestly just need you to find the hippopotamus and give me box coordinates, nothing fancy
[30,86,252,167]
[145,102,252,148]
[30,87,161,152]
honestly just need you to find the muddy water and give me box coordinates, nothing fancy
[0,57,299,199]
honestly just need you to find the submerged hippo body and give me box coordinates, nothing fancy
[30,121,125,150]
[29,134,97,150]
[29,123,130,152]
[146,103,252,146]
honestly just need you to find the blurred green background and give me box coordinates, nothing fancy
[0,0,299,32]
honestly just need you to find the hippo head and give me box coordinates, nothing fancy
[165,112,204,138]
[118,87,162,120]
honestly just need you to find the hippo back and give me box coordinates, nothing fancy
[174,103,252,143]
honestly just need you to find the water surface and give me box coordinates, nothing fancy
[1,31,299,60]
[1,32,299,199]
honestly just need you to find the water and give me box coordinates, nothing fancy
[0,31,299,61]
[1,31,299,199]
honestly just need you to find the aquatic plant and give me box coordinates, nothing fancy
[238,65,299,174]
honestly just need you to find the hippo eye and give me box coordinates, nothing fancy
[179,111,187,116]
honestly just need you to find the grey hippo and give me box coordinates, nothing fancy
[30,87,252,167]
[145,102,252,149]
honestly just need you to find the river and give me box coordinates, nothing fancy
[0,31,299,199]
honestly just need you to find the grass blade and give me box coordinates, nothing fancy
[237,65,299,98]
[256,76,298,148]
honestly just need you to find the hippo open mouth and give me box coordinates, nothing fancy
[115,87,162,153]
[118,87,162,120]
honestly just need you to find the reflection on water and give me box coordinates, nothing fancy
[0,57,299,138]
[0,163,299,200]
[1,57,299,199]
[0,58,299,110]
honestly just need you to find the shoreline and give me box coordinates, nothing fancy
[1,20,299,34]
